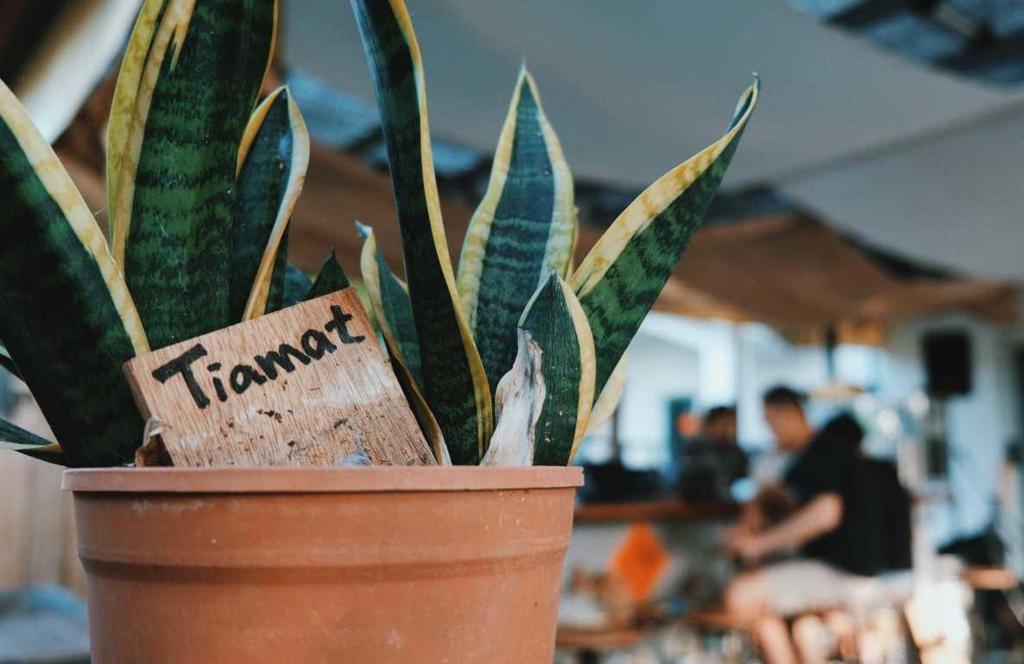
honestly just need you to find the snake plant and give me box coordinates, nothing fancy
[352,0,759,465]
[0,0,346,467]
[0,0,757,469]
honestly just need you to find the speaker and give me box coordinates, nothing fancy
[922,330,972,396]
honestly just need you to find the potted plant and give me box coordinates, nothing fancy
[0,0,757,661]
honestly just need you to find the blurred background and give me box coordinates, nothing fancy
[2,1,1024,662]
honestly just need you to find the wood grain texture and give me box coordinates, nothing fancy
[124,289,434,467]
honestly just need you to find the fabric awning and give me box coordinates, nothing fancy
[54,80,1017,346]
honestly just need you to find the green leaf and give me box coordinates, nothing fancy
[350,0,493,464]
[105,0,166,237]
[516,275,595,466]
[1,417,55,448]
[0,418,66,466]
[281,264,313,308]
[108,0,278,348]
[384,339,450,465]
[235,87,311,321]
[0,79,149,467]
[358,223,422,388]
[19,444,68,466]
[0,348,21,379]
[457,67,576,394]
[306,250,351,300]
[264,232,291,313]
[570,80,759,393]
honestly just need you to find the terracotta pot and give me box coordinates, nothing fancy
[63,466,582,663]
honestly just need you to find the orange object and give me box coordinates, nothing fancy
[65,466,582,663]
[609,523,669,603]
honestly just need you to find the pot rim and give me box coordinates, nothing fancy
[62,465,583,494]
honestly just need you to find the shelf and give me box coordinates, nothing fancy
[556,625,645,651]
[573,499,739,524]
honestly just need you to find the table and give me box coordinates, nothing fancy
[574,499,739,524]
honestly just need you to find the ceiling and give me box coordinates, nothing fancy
[283,0,1024,283]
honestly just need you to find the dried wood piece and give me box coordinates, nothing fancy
[481,334,545,466]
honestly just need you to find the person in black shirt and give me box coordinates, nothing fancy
[678,405,749,501]
[721,386,911,664]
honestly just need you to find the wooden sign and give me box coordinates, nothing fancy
[124,289,435,467]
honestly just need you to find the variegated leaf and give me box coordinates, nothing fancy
[235,86,310,321]
[357,222,422,387]
[237,87,310,320]
[0,78,148,466]
[385,338,450,465]
[517,275,595,466]
[108,0,278,348]
[457,67,575,392]
[350,0,492,464]
[570,80,759,392]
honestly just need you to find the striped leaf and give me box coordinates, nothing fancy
[350,0,493,464]
[108,0,278,349]
[281,263,313,308]
[517,275,596,466]
[385,340,450,465]
[306,250,351,300]
[0,79,149,467]
[457,67,576,393]
[105,0,166,240]
[570,80,759,392]
[0,418,66,466]
[236,87,311,321]
[357,223,422,387]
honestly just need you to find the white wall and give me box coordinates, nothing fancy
[881,314,1023,543]
[576,309,1024,544]
[578,314,738,467]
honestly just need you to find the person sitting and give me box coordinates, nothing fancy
[721,386,911,664]
[678,405,748,501]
